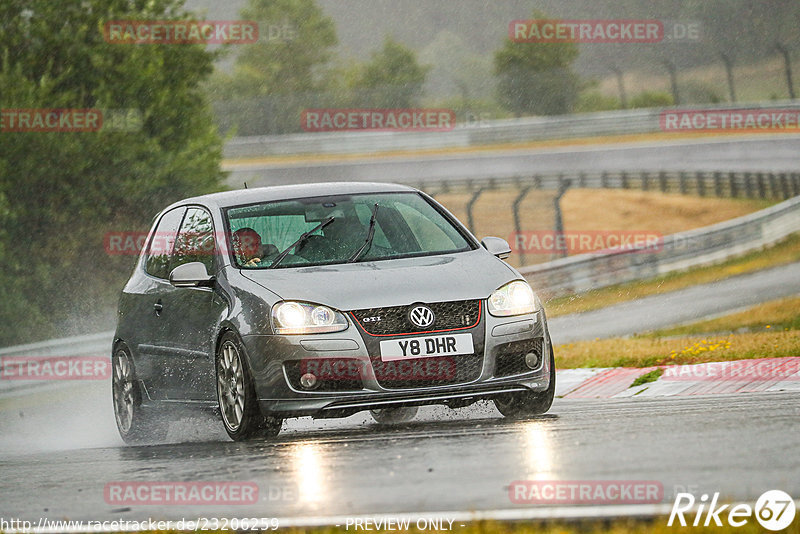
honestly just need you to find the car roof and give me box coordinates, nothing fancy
[164,182,418,211]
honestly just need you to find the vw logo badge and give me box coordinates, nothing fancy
[408,305,435,329]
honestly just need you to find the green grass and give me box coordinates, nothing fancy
[646,296,800,337]
[630,368,664,388]
[556,294,800,369]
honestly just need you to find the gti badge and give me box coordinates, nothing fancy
[408,305,435,328]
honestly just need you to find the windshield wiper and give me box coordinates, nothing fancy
[269,216,335,268]
[348,203,379,263]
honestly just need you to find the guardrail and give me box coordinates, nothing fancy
[1,195,798,383]
[422,170,800,199]
[0,332,113,395]
[520,194,800,297]
[223,100,800,159]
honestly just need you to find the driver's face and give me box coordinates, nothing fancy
[234,230,261,259]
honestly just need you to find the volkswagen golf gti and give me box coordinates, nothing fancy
[112,182,555,443]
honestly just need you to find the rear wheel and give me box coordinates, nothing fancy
[216,332,282,441]
[494,336,556,419]
[112,346,169,444]
[370,406,419,424]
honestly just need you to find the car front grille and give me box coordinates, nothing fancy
[494,338,543,378]
[371,353,483,389]
[350,299,482,336]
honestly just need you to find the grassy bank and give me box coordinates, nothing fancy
[547,233,800,318]
[555,295,800,369]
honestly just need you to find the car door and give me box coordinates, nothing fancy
[130,206,185,401]
[159,206,227,401]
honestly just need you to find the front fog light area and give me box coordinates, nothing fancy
[300,372,319,390]
[271,301,349,334]
[488,280,538,317]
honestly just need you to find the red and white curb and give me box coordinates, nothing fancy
[556,357,800,399]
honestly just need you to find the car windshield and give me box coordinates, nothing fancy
[225,192,472,268]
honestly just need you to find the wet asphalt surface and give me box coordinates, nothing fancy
[1,385,799,523]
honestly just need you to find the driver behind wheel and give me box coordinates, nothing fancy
[232,227,264,267]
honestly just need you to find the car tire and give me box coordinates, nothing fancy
[216,332,282,441]
[494,335,556,419]
[112,345,169,445]
[370,406,419,424]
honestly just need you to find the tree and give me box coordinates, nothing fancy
[207,0,337,135]
[493,12,581,116]
[0,0,225,345]
[349,37,431,108]
[222,0,337,97]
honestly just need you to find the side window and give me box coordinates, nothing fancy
[173,207,216,274]
[144,207,185,279]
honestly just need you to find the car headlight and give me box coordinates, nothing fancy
[488,280,538,317]
[271,301,349,334]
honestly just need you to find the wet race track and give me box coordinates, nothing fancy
[2,379,799,524]
[2,138,800,525]
[2,264,800,525]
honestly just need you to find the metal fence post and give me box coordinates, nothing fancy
[553,178,572,259]
[729,172,739,198]
[466,187,486,236]
[697,172,706,197]
[512,186,533,266]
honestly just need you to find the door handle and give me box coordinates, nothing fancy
[153,300,163,315]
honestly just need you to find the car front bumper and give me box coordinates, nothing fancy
[243,307,552,417]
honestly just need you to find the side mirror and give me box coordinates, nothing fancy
[481,237,512,260]
[169,262,215,288]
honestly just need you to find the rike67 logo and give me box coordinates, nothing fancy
[668,490,796,531]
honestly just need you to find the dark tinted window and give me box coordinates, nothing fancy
[144,207,185,279]
[173,207,216,274]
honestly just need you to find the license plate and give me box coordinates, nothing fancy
[379,333,474,361]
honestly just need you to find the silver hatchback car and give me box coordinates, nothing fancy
[112,182,555,443]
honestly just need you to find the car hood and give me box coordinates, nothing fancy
[240,249,517,310]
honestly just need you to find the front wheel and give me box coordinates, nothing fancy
[216,332,282,441]
[370,406,419,424]
[494,336,556,419]
[112,346,169,444]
